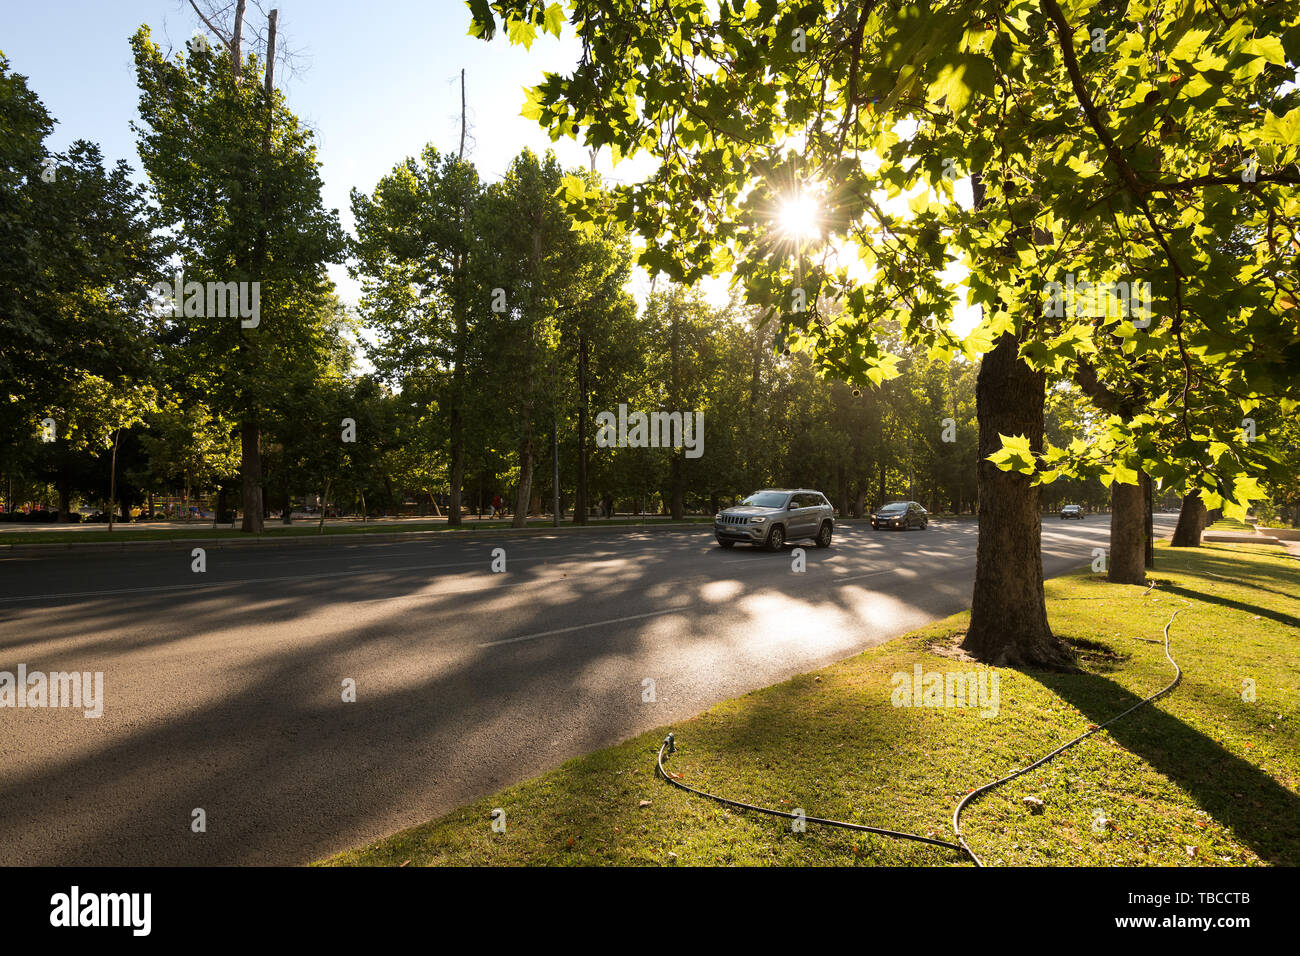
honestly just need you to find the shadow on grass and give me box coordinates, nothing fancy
[1034,666,1300,866]
[1156,583,1300,630]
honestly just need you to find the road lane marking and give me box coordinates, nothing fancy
[478,607,686,647]
[831,568,899,583]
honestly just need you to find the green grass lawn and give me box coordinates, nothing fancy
[320,541,1299,867]
[0,515,713,544]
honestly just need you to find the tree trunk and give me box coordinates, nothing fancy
[317,479,330,534]
[58,484,72,523]
[668,307,684,521]
[448,419,463,527]
[513,431,534,528]
[669,453,685,520]
[240,420,264,532]
[230,0,246,82]
[1143,470,1155,569]
[108,428,120,533]
[961,333,1066,666]
[1171,491,1206,547]
[1109,477,1146,584]
[574,332,588,524]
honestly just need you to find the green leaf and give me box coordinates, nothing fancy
[931,53,995,114]
[507,17,538,50]
[544,3,566,38]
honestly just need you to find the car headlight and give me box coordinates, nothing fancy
[751,516,767,523]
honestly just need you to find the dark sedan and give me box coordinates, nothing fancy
[870,501,928,530]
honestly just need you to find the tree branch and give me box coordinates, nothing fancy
[187,0,233,53]
[1040,0,1185,277]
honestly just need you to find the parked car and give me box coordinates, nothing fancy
[870,501,928,530]
[714,489,835,551]
[1060,504,1084,520]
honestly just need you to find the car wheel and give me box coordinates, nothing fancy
[717,538,735,549]
[920,519,928,530]
[766,524,785,551]
[815,521,832,548]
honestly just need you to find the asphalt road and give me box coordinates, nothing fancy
[0,514,1177,865]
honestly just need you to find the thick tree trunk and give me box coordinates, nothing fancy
[1171,491,1206,547]
[58,484,71,522]
[240,420,264,533]
[961,333,1066,666]
[1109,477,1146,584]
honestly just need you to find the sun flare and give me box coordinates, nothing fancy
[777,193,821,240]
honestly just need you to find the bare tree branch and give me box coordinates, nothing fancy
[187,0,233,52]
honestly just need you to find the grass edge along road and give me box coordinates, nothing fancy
[321,542,1299,867]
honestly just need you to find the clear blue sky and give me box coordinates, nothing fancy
[2,0,658,305]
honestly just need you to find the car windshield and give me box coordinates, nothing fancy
[741,492,789,509]
[878,503,908,513]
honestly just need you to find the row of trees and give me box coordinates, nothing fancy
[0,4,1004,530]
[5,2,1297,672]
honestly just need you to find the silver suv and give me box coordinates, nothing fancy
[715,489,835,551]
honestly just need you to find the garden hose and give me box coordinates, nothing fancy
[656,586,1185,867]
[655,733,967,855]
